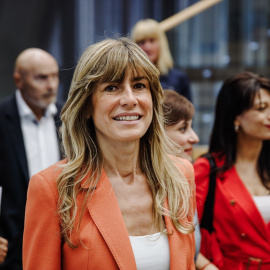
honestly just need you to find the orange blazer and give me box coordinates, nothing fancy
[23,159,196,270]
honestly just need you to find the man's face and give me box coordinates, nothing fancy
[18,56,59,110]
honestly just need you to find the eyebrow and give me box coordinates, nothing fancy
[132,76,147,82]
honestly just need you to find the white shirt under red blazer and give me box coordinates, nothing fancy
[194,154,270,270]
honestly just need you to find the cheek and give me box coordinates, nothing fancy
[138,44,146,52]
[142,94,153,112]
[152,42,160,54]
[175,135,187,146]
[166,130,186,146]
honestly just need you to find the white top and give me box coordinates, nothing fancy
[129,232,170,270]
[16,90,60,178]
[253,195,270,223]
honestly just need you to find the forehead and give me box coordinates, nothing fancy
[21,55,58,76]
[136,32,158,42]
[98,64,149,84]
[253,88,270,103]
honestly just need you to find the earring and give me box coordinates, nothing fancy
[234,125,239,132]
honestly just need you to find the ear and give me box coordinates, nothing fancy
[86,108,92,119]
[13,72,22,89]
[234,117,240,127]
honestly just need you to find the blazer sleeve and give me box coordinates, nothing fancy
[23,172,61,270]
[193,157,224,267]
[177,73,192,102]
[193,157,211,222]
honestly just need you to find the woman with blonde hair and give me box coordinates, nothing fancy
[131,18,192,101]
[23,37,196,269]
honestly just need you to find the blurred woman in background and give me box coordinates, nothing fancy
[163,90,201,264]
[131,19,192,101]
[163,90,199,162]
[194,72,270,269]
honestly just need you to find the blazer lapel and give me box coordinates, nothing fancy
[221,166,270,239]
[164,199,188,270]
[87,169,137,270]
[5,95,29,182]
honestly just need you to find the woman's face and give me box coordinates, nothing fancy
[91,68,153,145]
[137,37,160,64]
[165,119,199,162]
[235,88,270,141]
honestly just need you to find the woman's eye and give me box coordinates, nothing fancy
[134,83,145,89]
[137,40,145,46]
[105,85,117,92]
[179,126,187,133]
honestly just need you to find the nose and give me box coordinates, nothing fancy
[139,40,151,51]
[188,128,199,144]
[120,86,138,107]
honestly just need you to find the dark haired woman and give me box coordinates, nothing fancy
[194,71,270,269]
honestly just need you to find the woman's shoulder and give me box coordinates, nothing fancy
[27,160,68,205]
[194,152,225,168]
[29,159,67,190]
[38,159,67,179]
[170,155,194,180]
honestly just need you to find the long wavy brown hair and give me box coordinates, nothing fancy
[58,37,194,247]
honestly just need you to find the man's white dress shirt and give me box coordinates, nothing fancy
[16,90,60,178]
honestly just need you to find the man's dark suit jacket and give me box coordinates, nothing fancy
[0,94,63,270]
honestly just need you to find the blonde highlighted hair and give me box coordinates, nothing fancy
[58,37,194,247]
[131,19,173,75]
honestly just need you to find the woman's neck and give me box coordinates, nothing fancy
[98,138,141,180]
[235,133,263,163]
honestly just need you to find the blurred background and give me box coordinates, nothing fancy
[0,0,270,151]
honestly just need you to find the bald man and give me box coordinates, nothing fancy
[0,48,63,270]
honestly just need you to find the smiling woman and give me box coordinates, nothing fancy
[163,90,199,162]
[194,71,270,269]
[23,37,196,270]
[92,70,153,143]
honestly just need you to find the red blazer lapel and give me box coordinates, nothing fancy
[87,169,137,270]
[222,167,270,239]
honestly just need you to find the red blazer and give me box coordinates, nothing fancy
[23,158,196,270]
[194,155,270,270]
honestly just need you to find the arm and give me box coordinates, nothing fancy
[0,237,8,264]
[196,253,219,270]
[193,157,211,221]
[23,172,61,270]
[194,157,222,269]
[194,209,201,261]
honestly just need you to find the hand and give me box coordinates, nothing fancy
[204,263,219,270]
[0,237,8,264]
[196,253,219,270]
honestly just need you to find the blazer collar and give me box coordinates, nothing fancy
[87,169,137,270]
[163,199,190,269]
[86,169,191,270]
[221,166,270,239]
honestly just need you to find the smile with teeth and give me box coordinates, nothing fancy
[114,115,140,121]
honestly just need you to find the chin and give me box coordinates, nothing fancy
[182,153,192,162]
